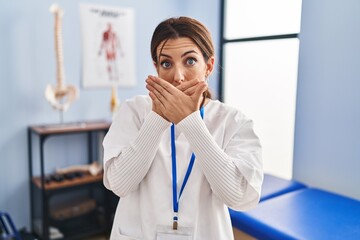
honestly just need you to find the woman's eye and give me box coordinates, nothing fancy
[186,58,197,66]
[161,61,171,69]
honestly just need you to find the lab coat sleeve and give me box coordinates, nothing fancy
[103,100,171,197]
[176,110,263,211]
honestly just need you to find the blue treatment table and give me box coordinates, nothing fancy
[260,174,306,202]
[230,188,360,240]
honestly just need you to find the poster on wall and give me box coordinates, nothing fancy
[79,3,136,88]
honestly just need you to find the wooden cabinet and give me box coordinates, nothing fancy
[28,121,118,240]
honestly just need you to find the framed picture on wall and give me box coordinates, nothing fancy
[79,3,136,88]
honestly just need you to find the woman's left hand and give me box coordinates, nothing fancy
[146,75,207,124]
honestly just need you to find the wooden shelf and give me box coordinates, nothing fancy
[32,173,103,190]
[29,120,111,135]
[28,120,114,239]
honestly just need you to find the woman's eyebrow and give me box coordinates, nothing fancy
[181,50,198,57]
[159,50,199,59]
[159,53,172,59]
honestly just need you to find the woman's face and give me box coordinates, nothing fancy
[155,37,214,87]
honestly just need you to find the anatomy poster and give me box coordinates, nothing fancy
[80,4,136,88]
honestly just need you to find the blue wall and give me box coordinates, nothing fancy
[294,0,360,200]
[0,0,220,229]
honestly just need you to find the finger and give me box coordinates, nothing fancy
[145,82,155,92]
[183,85,198,95]
[149,91,166,109]
[148,91,157,101]
[146,77,170,99]
[149,75,178,96]
[146,81,167,105]
[146,77,171,100]
[193,82,208,101]
[153,88,166,105]
[176,78,200,92]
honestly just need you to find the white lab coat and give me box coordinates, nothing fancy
[103,95,263,240]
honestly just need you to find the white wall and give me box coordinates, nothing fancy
[294,0,360,200]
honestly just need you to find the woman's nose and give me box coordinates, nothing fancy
[173,67,185,84]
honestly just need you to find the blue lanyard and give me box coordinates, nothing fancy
[171,106,204,229]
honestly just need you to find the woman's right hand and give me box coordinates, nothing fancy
[146,76,168,121]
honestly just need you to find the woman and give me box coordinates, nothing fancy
[103,16,263,240]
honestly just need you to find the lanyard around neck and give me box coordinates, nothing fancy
[171,106,204,229]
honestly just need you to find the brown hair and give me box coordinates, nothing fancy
[150,16,214,98]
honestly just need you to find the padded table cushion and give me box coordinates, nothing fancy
[230,188,360,240]
[260,174,306,201]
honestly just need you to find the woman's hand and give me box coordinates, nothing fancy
[176,78,202,96]
[146,75,207,124]
[146,76,168,121]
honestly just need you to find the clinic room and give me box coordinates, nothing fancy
[1,0,359,239]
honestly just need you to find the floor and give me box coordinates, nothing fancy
[233,227,257,240]
[79,235,108,240]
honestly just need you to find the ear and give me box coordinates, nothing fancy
[205,56,215,76]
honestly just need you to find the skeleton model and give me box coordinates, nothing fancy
[45,4,78,116]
